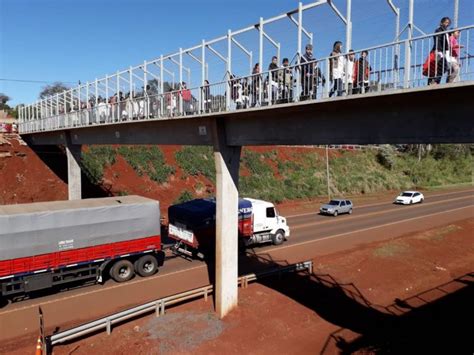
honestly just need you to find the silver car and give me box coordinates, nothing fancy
[319,199,353,216]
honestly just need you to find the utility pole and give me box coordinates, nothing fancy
[326,145,331,200]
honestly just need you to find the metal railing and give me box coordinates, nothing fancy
[19,25,474,134]
[47,260,312,347]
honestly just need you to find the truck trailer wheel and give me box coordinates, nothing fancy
[272,230,285,245]
[110,260,134,282]
[134,255,158,277]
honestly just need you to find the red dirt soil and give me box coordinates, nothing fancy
[101,145,214,215]
[41,218,474,355]
[0,136,415,216]
[0,134,67,204]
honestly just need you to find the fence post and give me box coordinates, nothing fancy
[324,58,331,98]
[403,39,411,89]
[160,299,165,316]
[106,318,111,335]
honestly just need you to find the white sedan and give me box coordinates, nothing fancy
[394,191,424,205]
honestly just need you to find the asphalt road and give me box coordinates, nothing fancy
[0,188,473,343]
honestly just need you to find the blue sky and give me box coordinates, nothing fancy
[1,0,472,105]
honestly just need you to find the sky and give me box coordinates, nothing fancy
[0,0,472,106]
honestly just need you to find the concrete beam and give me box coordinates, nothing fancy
[65,134,82,200]
[212,119,242,319]
[223,82,474,145]
[23,117,214,146]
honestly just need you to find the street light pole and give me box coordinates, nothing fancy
[326,145,331,200]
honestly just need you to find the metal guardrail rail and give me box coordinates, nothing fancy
[48,260,312,347]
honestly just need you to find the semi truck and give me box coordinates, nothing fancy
[168,197,290,258]
[0,196,164,300]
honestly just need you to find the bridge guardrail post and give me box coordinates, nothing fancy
[403,39,411,89]
[324,58,330,98]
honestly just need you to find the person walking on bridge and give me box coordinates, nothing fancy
[299,44,316,101]
[251,63,261,107]
[268,56,280,103]
[447,29,463,83]
[329,41,345,97]
[354,50,372,94]
[278,57,293,103]
[429,17,452,85]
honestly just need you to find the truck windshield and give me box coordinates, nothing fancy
[328,200,340,206]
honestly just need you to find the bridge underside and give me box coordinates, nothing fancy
[22,82,474,147]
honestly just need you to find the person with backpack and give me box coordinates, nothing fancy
[428,17,452,85]
[180,82,192,115]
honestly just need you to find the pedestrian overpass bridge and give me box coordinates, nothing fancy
[16,0,474,319]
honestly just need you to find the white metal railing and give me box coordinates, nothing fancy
[47,260,312,348]
[19,24,474,134]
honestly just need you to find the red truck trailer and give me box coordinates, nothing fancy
[0,196,164,300]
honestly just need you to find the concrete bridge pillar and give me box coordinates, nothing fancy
[212,119,242,319]
[65,134,82,200]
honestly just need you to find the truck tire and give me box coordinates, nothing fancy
[272,230,285,245]
[134,255,158,277]
[333,210,338,217]
[110,259,134,282]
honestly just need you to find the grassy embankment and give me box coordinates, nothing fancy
[81,145,472,203]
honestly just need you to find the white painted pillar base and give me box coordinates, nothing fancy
[66,135,82,200]
[212,119,242,319]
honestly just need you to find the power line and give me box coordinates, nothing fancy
[0,78,77,84]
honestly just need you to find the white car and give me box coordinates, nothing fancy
[394,191,424,205]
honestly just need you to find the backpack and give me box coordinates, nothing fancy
[182,89,191,102]
[422,51,436,77]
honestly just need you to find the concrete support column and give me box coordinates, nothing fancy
[212,119,242,319]
[66,134,82,200]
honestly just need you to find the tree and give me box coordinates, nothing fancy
[39,82,69,99]
[0,93,10,110]
[146,79,177,94]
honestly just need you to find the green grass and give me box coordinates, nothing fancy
[118,146,175,183]
[174,190,194,204]
[175,146,215,181]
[81,146,117,183]
[82,144,471,204]
[239,148,472,203]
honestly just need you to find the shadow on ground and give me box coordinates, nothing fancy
[237,251,474,354]
[32,145,111,198]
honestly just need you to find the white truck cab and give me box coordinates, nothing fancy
[243,198,290,246]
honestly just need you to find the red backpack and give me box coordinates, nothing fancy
[422,51,436,77]
[182,89,191,102]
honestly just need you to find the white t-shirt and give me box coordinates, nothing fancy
[332,55,345,80]
[345,59,354,84]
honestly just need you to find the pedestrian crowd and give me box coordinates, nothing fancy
[45,16,465,125]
